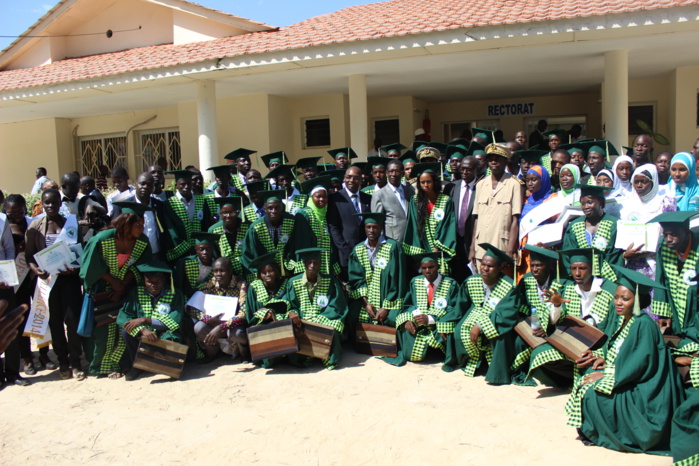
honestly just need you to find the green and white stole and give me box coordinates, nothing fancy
[291,276,343,333]
[657,243,699,327]
[354,241,401,311]
[571,218,616,280]
[102,237,148,284]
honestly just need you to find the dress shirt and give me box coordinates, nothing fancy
[175,191,196,222]
[135,196,159,254]
[413,274,443,325]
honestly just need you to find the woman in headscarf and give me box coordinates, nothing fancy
[669,152,699,211]
[595,168,623,218]
[558,163,581,205]
[612,155,635,197]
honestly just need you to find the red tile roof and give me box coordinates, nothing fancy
[1,0,696,92]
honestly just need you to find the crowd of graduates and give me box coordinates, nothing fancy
[1,124,699,464]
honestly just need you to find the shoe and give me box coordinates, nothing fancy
[72,368,87,381]
[58,366,73,380]
[11,377,30,387]
[24,361,37,376]
[39,354,57,370]
[125,368,142,381]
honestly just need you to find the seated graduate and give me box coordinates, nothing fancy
[117,261,185,381]
[174,232,218,299]
[385,252,459,367]
[561,184,623,282]
[240,190,299,278]
[285,247,348,370]
[527,248,616,389]
[451,244,521,384]
[565,266,684,455]
[208,197,251,281]
[347,212,408,337]
[245,253,289,326]
[188,256,249,362]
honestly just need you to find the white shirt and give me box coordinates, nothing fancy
[413,274,442,325]
[107,186,135,216]
[345,187,362,213]
[175,190,196,222]
[457,179,476,219]
[391,184,407,213]
[552,277,604,325]
[135,196,159,254]
[59,191,84,216]
[282,187,301,206]
[31,176,49,195]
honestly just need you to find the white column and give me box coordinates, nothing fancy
[602,50,628,152]
[348,74,368,157]
[196,80,219,170]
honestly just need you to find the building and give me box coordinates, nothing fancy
[2,0,699,193]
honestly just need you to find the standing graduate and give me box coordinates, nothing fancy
[565,266,684,455]
[386,252,460,367]
[347,212,408,337]
[361,157,390,196]
[163,170,212,262]
[208,197,250,281]
[285,248,348,370]
[242,181,268,222]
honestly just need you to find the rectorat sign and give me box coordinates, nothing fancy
[487,103,535,117]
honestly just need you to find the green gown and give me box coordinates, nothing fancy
[173,255,212,299]
[240,213,299,277]
[163,194,212,262]
[287,194,308,215]
[385,274,460,367]
[346,237,408,337]
[244,278,290,369]
[79,229,152,374]
[561,214,623,282]
[452,274,521,384]
[527,278,616,388]
[208,219,252,281]
[293,206,340,276]
[402,194,457,275]
[285,273,348,369]
[116,286,184,342]
[565,313,685,455]
[671,387,699,465]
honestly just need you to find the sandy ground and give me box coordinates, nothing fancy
[0,347,671,466]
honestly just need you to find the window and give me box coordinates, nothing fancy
[304,117,331,148]
[79,134,127,177]
[524,116,587,144]
[442,122,471,142]
[373,118,400,145]
[628,104,654,135]
[138,128,181,172]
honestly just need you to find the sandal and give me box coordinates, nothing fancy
[24,360,37,376]
[72,369,87,381]
[107,371,124,380]
[59,366,73,380]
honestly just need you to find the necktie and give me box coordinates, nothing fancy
[273,227,279,246]
[396,188,406,213]
[351,194,361,222]
[458,185,469,237]
[428,282,435,307]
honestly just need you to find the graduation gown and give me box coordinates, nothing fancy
[285,273,348,369]
[240,213,299,277]
[208,220,251,281]
[346,238,408,336]
[452,274,519,384]
[403,194,457,275]
[244,278,289,326]
[561,214,623,282]
[173,255,212,299]
[671,388,699,464]
[163,194,211,262]
[565,313,684,455]
[293,207,340,276]
[116,286,184,342]
[385,274,460,367]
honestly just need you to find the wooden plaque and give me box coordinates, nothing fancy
[133,338,188,379]
[355,323,397,357]
[93,300,123,328]
[546,315,607,361]
[296,320,334,360]
[247,319,298,362]
[514,317,547,349]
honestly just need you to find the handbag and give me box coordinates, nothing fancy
[77,289,96,337]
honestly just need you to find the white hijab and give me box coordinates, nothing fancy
[622,164,665,222]
[612,155,635,196]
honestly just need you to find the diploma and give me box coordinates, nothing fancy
[519,196,566,238]
[186,291,239,321]
[526,222,565,247]
[615,221,661,253]
[0,260,20,287]
[33,241,74,275]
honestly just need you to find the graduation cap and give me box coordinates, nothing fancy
[559,248,597,265]
[524,244,558,262]
[411,162,442,180]
[264,164,294,180]
[515,149,548,163]
[316,163,335,173]
[411,141,430,153]
[446,146,466,160]
[249,252,278,271]
[543,129,570,143]
[300,176,333,195]
[260,151,288,169]
[327,147,358,161]
[136,260,172,276]
[214,196,243,210]
[416,147,441,162]
[622,146,633,155]
[430,142,448,156]
[479,242,514,264]
[112,201,153,217]
[565,140,619,158]
[224,148,256,161]
[324,169,346,182]
[296,247,326,261]
[575,183,608,199]
[165,170,193,181]
[399,150,417,163]
[244,180,268,194]
[355,211,386,226]
[256,190,286,205]
[192,231,220,245]
[467,142,486,156]
[351,162,369,173]
[381,143,407,156]
[295,156,322,170]
[485,143,512,159]
[648,211,698,229]
[206,165,234,178]
[612,265,666,295]
[411,251,441,265]
[367,156,391,169]
[447,138,470,150]
[471,127,494,145]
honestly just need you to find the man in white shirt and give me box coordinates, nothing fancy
[106,166,134,217]
[112,173,164,258]
[30,167,49,195]
[371,159,414,241]
[445,156,478,281]
[59,172,84,217]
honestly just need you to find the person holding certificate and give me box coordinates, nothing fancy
[25,188,85,380]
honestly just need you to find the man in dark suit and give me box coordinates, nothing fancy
[371,159,414,242]
[444,156,478,283]
[111,172,166,260]
[327,166,371,279]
